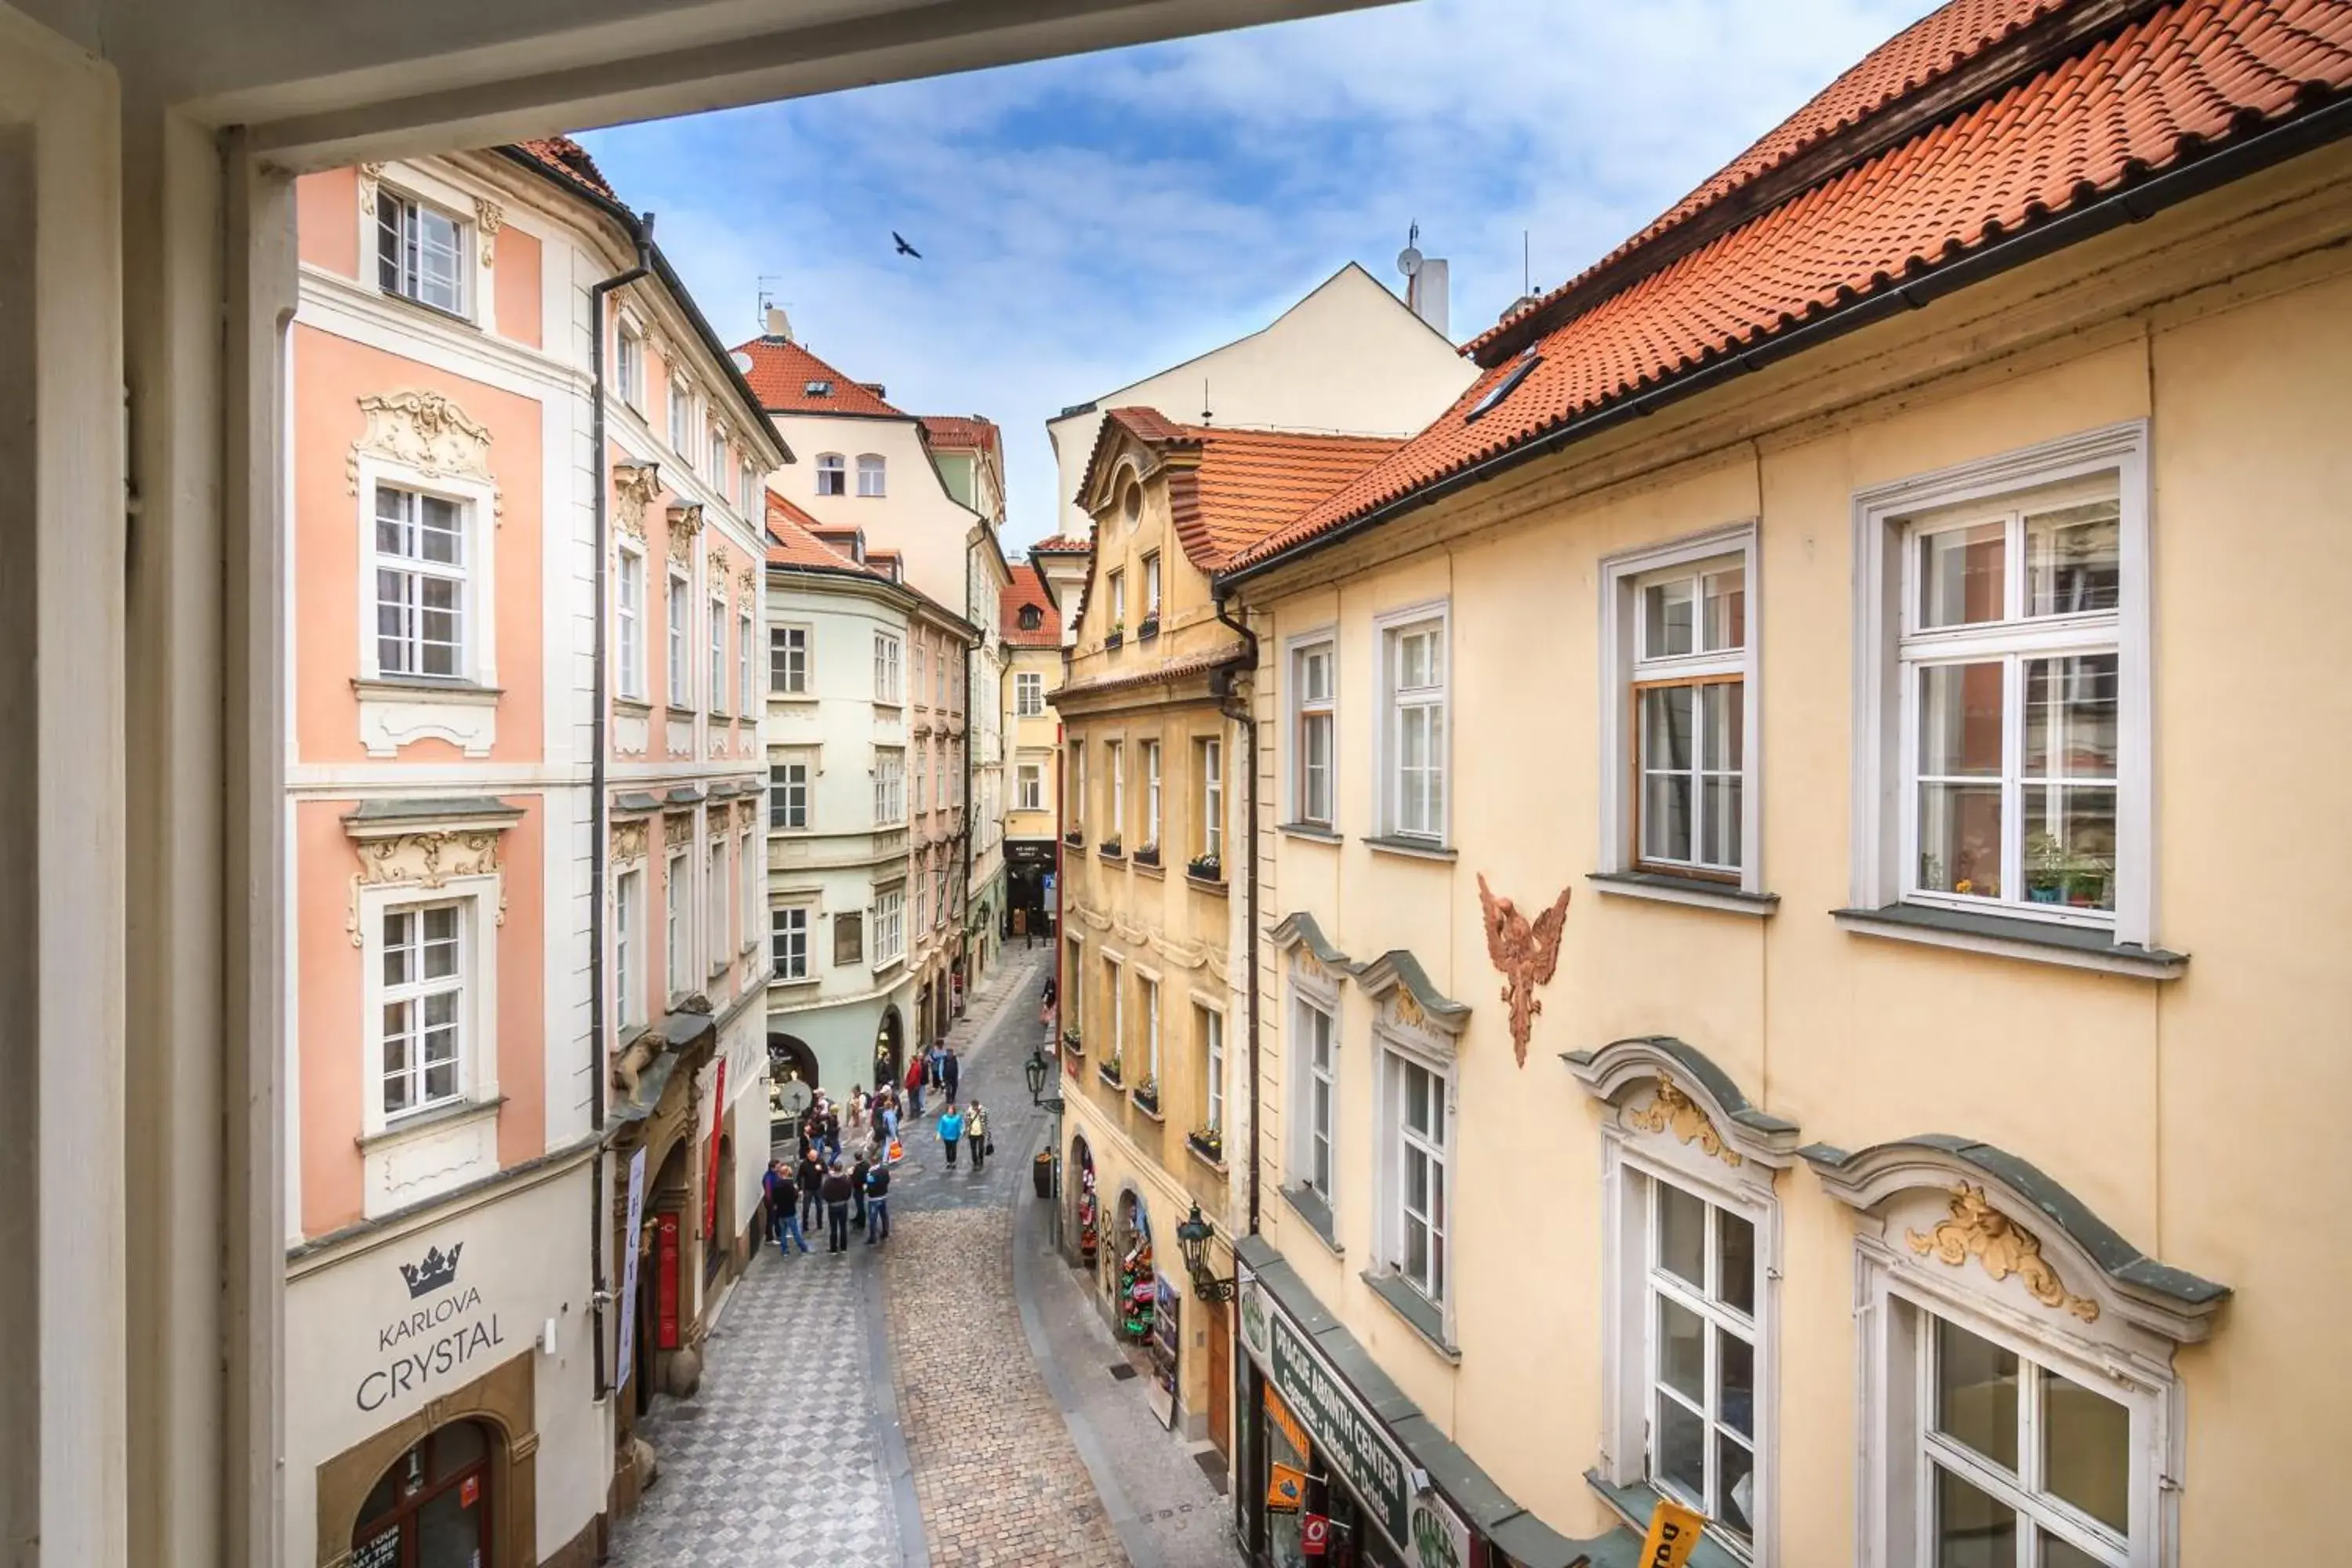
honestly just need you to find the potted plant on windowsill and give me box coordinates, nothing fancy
[2025,831,2068,904]
[1185,851,1222,883]
[1098,1053,1123,1088]
[1187,1126,1223,1164]
[1098,837,1123,859]
[1131,1077,1160,1116]
[1064,827,1085,849]
[1137,614,1160,641]
[1062,1025,1083,1057]
[1105,622,1125,648]
[1134,842,1161,868]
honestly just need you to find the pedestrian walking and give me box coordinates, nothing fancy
[942,1046,962,1107]
[938,1105,964,1169]
[821,1160,854,1254]
[966,1101,990,1174]
[767,1161,809,1255]
[864,1161,892,1245]
[851,1153,870,1232]
[905,1054,925,1118]
[881,1095,900,1151]
[798,1147,825,1230]
[822,1105,842,1161]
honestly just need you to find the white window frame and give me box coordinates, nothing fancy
[615,544,646,701]
[613,866,641,1029]
[1107,740,1125,844]
[616,323,644,409]
[1141,739,1161,851]
[1199,737,1223,862]
[771,622,811,696]
[366,479,475,683]
[816,452,847,497]
[856,452,887,498]
[1287,631,1336,829]
[669,374,695,459]
[1374,1036,1454,1316]
[771,904,811,982]
[372,898,470,1123]
[665,848,688,1004]
[1104,953,1125,1070]
[1287,960,1341,1207]
[740,460,760,517]
[1376,603,1450,844]
[374,187,470,317]
[771,754,812,831]
[666,572,692,707]
[709,593,728,714]
[1071,742,1087,834]
[1598,524,1763,900]
[1109,569,1127,630]
[873,749,905,827]
[738,608,754,711]
[874,632,903,705]
[1015,670,1044,717]
[1200,1002,1225,1134]
[706,840,727,977]
[1142,550,1161,617]
[1016,761,1044,812]
[873,886,906,968]
[1138,971,1160,1088]
[913,747,927,818]
[739,828,758,956]
[1850,423,2153,951]
[707,422,728,485]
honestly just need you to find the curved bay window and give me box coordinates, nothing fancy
[350,1420,493,1568]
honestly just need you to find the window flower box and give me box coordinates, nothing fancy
[1185,852,1222,883]
[1187,1127,1224,1165]
[1064,828,1085,849]
[1062,1027,1083,1057]
[1131,1079,1160,1117]
[1098,838,1123,861]
[1137,615,1160,641]
[1134,843,1161,868]
[1105,623,1125,649]
[1098,1055,1124,1089]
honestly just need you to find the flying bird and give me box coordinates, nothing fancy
[892,232,922,259]
[1477,874,1571,1067]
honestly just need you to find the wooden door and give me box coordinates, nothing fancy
[1207,1298,1232,1456]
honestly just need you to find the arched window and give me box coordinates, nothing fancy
[815,453,846,497]
[857,453,887,498]
[350,1419,492,1568]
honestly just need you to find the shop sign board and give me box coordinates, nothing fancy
[615,1148,648,1393]
[703,1058,728,1234]
[1265,1304,1409,1546]
[655,1210,682,1350]
[1639,1497,1706,1567]
[1411,1493,1473,1568]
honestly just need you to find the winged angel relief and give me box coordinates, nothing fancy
[1476,874,1571,1066]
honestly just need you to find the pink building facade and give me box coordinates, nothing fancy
[281,143,783,1568]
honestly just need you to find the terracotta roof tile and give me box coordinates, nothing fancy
[1231,0,2352,575]
[513,136,617,200]
[1002,563,1062,647]
[1029,535,1097,555]
[732,336,906,417]
[765,493,876,575]
[1051,644,1250,704]
[920,415,1003,456]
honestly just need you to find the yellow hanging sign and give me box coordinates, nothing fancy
[1266,1461,1307,1514]
[1639,1497,1706,1568]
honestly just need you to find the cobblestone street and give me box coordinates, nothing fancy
[604,942,1240,1568]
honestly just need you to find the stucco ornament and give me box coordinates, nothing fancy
[1389,987,1426,1032]
[611,818,648,864]
[357,162,386,216]
[1622,1076,1744,1167]
[1475,874,1571,1066]
[667,503,703,564]
[347,390,501,521]
[1907,1184,2100,1323]
[472,196,505,265]
[663,812,694,848]
[344,830,506,946]
[738,564,756,599]
[613,462,661,543]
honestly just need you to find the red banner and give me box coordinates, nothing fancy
[703,1058,728,1236]
[655,1211,681,1351]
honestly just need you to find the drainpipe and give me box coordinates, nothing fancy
[1210,588,1259,1552]
[589,212,654,1403]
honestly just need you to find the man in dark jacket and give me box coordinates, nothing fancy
[864,1161,892,1245]
[766,1161,809,1254]
[820,1162,855,1253]
[798,1149,826,1231]
[941,1047,962,1107]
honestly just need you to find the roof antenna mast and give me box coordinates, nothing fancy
[1202,376,1213,426]
[1523,230,1532,298]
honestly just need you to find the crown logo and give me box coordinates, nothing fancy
[397,1243,463,1298]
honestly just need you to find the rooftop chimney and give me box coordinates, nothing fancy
[764,304,792,341]
[1396,224,1449,339]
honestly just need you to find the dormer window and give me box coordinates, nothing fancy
[376,191,466,316]
[1018,606,1042,631]
[805,379,833,397]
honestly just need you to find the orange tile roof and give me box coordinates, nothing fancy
[1229,0,2352,576]
[765,493,876,575]
[1002,563,1062,648]
[1029,535,1096,555]
[732,336,906,418]
[514,136,616,200]
[920,416,1003,456]
[1051,644,1250,705]
[1087,408,1405,571]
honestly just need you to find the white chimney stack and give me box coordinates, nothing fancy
[1396,225,1450,339]
[764,304,792,341]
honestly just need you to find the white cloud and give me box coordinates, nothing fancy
[579,0,1937,547]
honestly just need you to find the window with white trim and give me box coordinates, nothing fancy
[379,902,463,1118]
[1105,955,1124,1069]
[771,756,810,830]
[771,624,810,695]
[771,905,810,981]
[738,608,755,710]
[913,747,928,818]
[1070,742,1087,834]
[1142,551,1161,618]
[873,750,905,826]
[1643,1176,1760,1550]
[614,868,641,1029]
[376,190,467,315]
[669,376,695,458]
[856,453,887,498]
[1200,1004,1225,1134]
[1017,762,1044,812]
[616,546,645,700]
[873,633,902,704]
[1381,609,1448,842]
[707,840,727,975]
[740,828,757,953]
[1107,741,1125,844]
[1291,637,1334,827]
[912,641,926,710]
[1108,569,1127,631]
[816,453,846,497]
[1141,740,1161,851]
[1140,975,1160,1088]
[616,326,644,408]
[373,485,467,679]
[709,596,728,713]
[1853,426,2151,949]
[707,423,728,485]
[1380,1047,1450,1304]
[1197,738,1223,862]
[666,573,691,706]
[1015,671,1044,717]
[665,849,688,1002]
[873,887,905,966]
[1292,994,1336,1201]
[741,461,759,517]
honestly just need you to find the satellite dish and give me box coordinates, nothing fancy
[1398,246,1424,278]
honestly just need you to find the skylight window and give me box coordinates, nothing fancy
[805,379,833,397]
[1465,353,1542,423]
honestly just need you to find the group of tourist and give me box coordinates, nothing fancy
[760,1041,993,1256]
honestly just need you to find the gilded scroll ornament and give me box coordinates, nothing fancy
[1390,987,1426,1031]
[1476,874,1570,1067]
[1907,1185,2100,1323]
[613,463,661,543]
[347,390,501,520]
[1622,1076,1743,1167]
[344,829,505,946]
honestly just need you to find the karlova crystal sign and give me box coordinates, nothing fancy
[354,1239,508,1413]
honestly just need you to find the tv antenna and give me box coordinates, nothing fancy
[1398,219,1423,280]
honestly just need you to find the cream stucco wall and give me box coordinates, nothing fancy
[1241,140,2352,1563]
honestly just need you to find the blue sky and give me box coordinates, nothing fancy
[578,0,1939,549]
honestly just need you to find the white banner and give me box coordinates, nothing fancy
[615,1147,648,1394]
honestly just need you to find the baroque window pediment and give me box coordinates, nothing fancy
[1566,1034,1801,1177]
[346,390,500,520]
[613,462,661,543]
[339,797,521,946]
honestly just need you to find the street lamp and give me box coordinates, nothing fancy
[1174,1202,1239,1302]
[1025,1046,1048,1103]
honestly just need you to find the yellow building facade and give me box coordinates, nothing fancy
[1001,557,1068,938]
[1206,11,2352,1568]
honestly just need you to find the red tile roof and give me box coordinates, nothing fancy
[1229,0,2352,575]
[732,336,906,417]
[1002,563,1062,648]
[1051,644,1250,705]
[513,136,616,200]
[1087,408,1405,571]
[920,416,1003,456]
[765,493,876,575]
[1029,535,1096,555]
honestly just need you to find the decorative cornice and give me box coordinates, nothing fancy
[1353,948,1469,1039]
[663,811,694,848]
[1267,909,1353,984]
[613,462,661,543]
[347,390,500,521]
[472,196,506,266]
[667,503,704,564]
[611,818,648,865]
[1623,1077,1743,1167]
[342,826,510,947]
[1907,1185,2100,1323]
[1563,1035,1802,1168]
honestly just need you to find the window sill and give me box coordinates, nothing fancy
[1185,874,1228,898]
[1279,1182,1341,1256]
[1363,834,1456,863]
[1185,1135,1227,1174]
[1833,903,2186,979]
[771,691,818,704]
[1589,869,1779,917]
[1278,822,1341,844]
[1129,1093,1165,1123]
[871,956,906,978]
[1584,1473,1746,1568]
[353,676,502,706]
[768,972,819,989]
[1134,861,1165,881]
[665,704,697,721]
[1361,1270,1459,1362]
[358,1094,504,1151]
[614,695,653,715]
[1097,847,1126,864]
[378,287,479,332]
